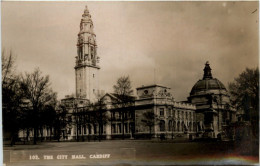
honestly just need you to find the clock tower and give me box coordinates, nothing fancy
[75,6,100,102]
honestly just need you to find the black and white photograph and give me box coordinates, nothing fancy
[2,1,259,166]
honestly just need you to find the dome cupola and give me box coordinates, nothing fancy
[190,62,227,96]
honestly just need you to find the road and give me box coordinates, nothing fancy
[3,140,259,166]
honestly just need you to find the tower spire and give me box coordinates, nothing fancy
[75,6,100,102]
[203,61,213,79]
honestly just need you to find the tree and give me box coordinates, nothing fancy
[2,50,23,146]
[19,103,34,143]
[141,111,157,139]
[91,97,109,141]
[20,68,57,144]
[113,76,134,139]
[2,49,16,84]
[41,104,56,141]
[53,105,70,142]
[228,67,259,139]
[113,76,133,103]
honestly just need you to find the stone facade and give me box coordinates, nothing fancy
[188,62,236,138]
[135,85,196,139]
[102,93,135,139]
[54,87,197,140]
[75,6,100,102]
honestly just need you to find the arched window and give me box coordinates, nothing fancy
[159,120,165,131]
[189,122,192,132]
[94,124,97,134]
[112,124,116,133]
[79,125,82,135]
[88,124,92,135]
[168,120,172,131]
[83,125,87,135]
[193,122,197,132]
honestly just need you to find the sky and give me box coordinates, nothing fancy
[2,1,259,101]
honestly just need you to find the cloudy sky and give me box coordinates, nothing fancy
[2,1,259,101]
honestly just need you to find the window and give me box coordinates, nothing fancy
[88,125,92,134]
[117,124,121,133]
[182,122,185,132]
[79,126,81,135]
[112,112,115,120]
[128,112,132,118]
[168,120,172,131]
[173,121,176,131]
[91,47,94,58]
[94,125,97,134]
[189,122,192,131]
[103,125,106,134]
[83,125,86,135]
[119,112,122,119]
[93,74,95,78]
[67,128,71,134]
[124,123,128,133]
[160,108,164,116]
[112,124,116,133]
[159,120,165,131]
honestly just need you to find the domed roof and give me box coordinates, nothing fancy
[190,62,227,96]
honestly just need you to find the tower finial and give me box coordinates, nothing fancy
[84,5,89,14]
[203,61,213,79]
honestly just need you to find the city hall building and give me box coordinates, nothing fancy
[19,6,236,141]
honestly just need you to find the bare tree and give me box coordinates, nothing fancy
[72,101,89,142]
[2,49,16,84]
[113,76,134,139]
[113,76,133,101]
[141,111,157,139]
[20,68,57,144]
[53,104,70,142]
[2,50,23,146]
[91,97,109,141]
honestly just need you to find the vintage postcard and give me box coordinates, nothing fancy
[2,1,259,166]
